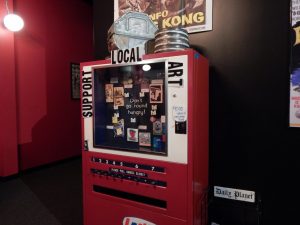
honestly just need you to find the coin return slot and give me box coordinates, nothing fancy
[93,185,167,209]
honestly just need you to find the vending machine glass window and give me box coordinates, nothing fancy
[93,62,167,155]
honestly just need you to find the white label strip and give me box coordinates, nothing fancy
[214,186,255,203]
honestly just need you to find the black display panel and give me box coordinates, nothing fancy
[93,62,167,155]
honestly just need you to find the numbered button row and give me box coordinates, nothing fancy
[91,168,167,187]
[91,157,165,173]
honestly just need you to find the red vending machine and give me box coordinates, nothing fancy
[80,49,208,225]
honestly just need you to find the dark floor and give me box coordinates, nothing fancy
[0,157,83,225]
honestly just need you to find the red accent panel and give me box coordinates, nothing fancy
[85,194,187,225]
[83,151,188,220]
[14,0,94,170]
[0,0,19,177]
[188,51,209,225]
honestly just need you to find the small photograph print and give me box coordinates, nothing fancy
[149,84,163,103]
[114,119,124,137]
[141,78,150,90]
[114,96,124,107]
[127,128,139,142]
[153,120,163,135]
[114,86,124,97]
[139,132,151,147]
[105,84,114,102]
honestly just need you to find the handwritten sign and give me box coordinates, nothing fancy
[173,106,187,122]
[126,98,148,117]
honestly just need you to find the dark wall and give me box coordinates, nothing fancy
[93,1,297,224]
[93,1,114,59]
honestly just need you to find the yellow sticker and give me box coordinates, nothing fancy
[116,128,122,135]
[112,116,118,124]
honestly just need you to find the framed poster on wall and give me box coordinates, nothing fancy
[290,0,300,127]
[71,63,80,100]
[114,0,213,33]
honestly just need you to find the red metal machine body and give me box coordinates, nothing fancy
[80,49,209,225]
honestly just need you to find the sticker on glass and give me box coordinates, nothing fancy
[112,116,118,124]
[124,84,133,89]
[138,125,147,130]
[151,79,163,84]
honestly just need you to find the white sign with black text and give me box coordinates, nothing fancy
[111,47,144,64]
[214,186,255,203]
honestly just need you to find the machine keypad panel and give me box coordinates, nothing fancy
[110,168,148,177]
[91,157,165,173]
[90,168,167,187]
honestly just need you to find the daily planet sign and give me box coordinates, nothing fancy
[214,186,255,203]
[114,0,213,33]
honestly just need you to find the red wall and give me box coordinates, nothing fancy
[0,0,93,175]
[0,0,19,177]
